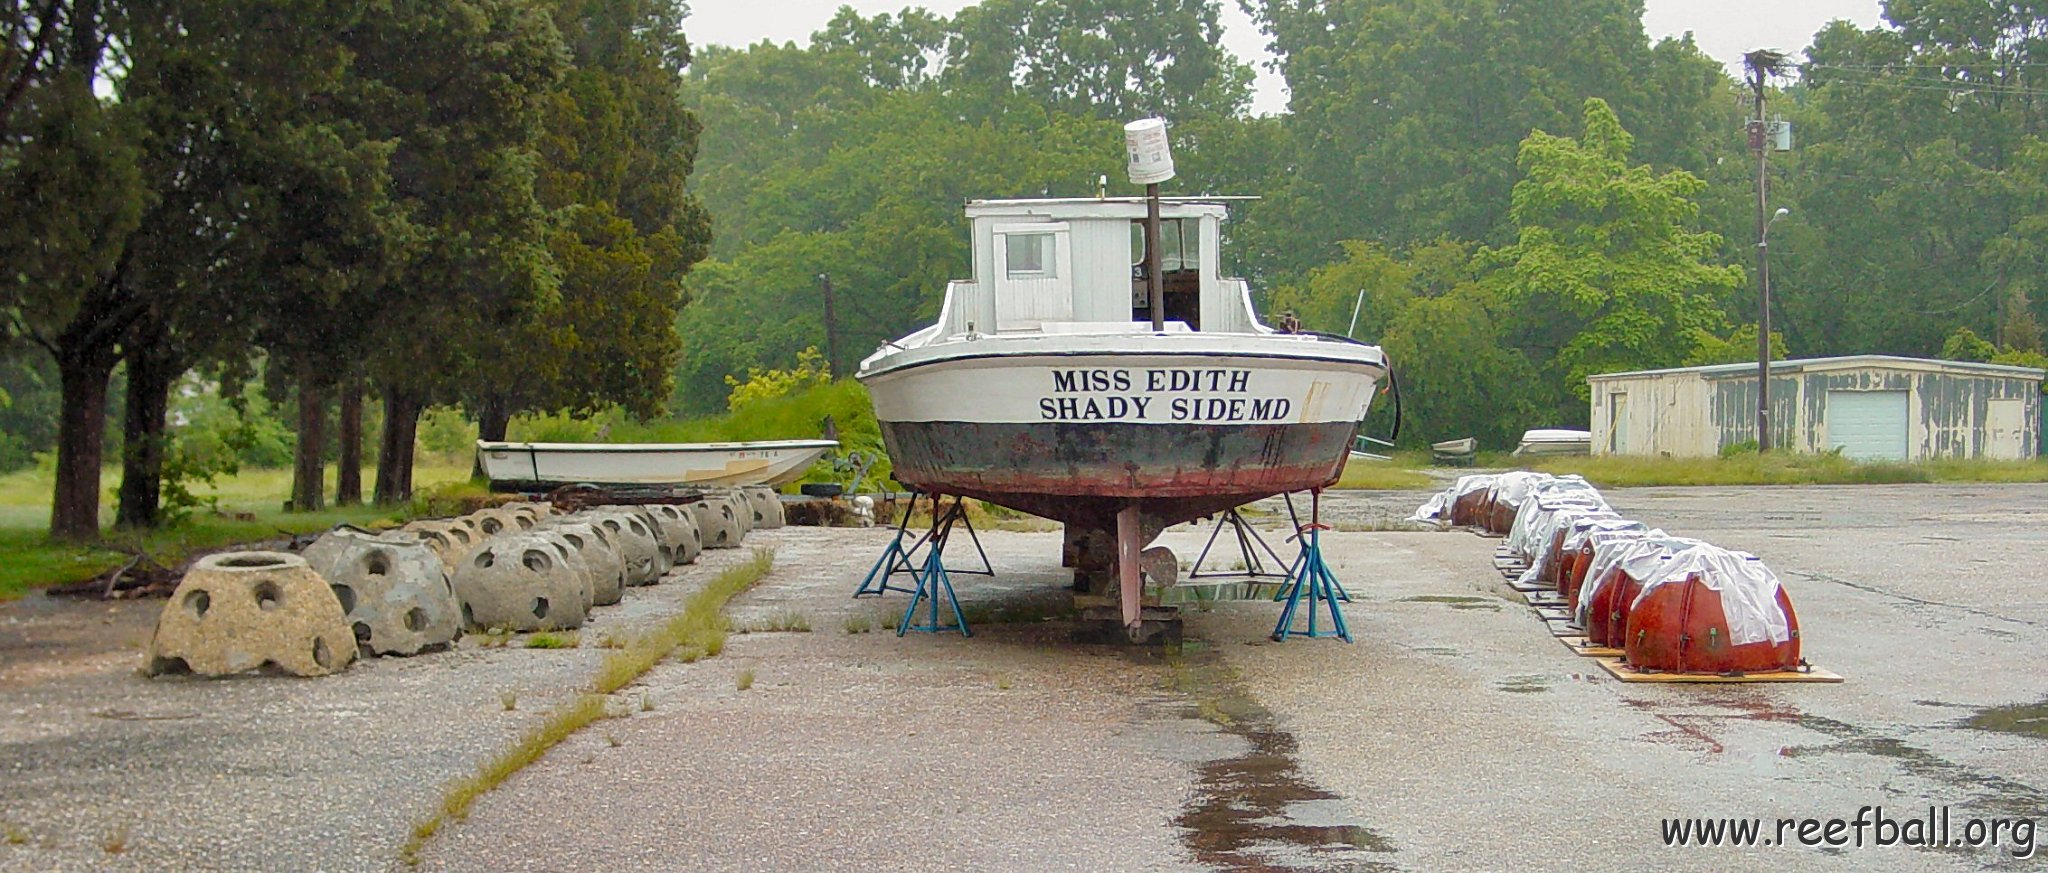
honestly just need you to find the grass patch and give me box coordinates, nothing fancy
[0,458,470,601]
[741,610,811,633]
[735,668,755,691]
[842,613,873,635]
[400,548,775,866]
[1332,461,1433,490]
[1528,453,2048,488]
[524,632,579,650]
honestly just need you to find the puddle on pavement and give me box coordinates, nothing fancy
[1631,694,2048,821]
[1967,699,2048,740]
[1494,674,1552,694]
[1398,595,1499,611]
[1168,654,1395,871]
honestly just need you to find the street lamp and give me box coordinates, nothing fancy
[1756,206,1790,451]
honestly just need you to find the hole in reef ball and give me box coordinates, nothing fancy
[532,597,550,619]
[313,637,334,669]
[475,550,496,570]
[364,551,390,576]
[331,584,356,614]
[253,581,283,611]
[184,589,211,619]
[405,608,428,632]
[353,621,373,643]
[522,550,551,573]
[481,518,502,535]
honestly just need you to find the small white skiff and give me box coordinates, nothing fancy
[475,439,839,488]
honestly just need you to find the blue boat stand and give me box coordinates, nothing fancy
[897,495,974,637]
[853,491,992,599]
[1271,489,1353,643]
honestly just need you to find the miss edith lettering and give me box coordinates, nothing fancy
[1038,368,1293,422]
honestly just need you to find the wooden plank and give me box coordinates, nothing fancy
[1506,579,1554,593]
[1558,636,1623,658]
[1523,592,1568,608]
[1533,605,1574,622]
[1597,659,1844,684]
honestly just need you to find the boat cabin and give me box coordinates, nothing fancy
[935,198,1264,337]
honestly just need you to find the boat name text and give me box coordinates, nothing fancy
[1039,368,1292,423]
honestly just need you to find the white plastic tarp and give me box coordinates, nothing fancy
[1622,545,1791,647]
[1513,507,1623,586]
[1407,474,1497,525]
[1506,490,1608,557]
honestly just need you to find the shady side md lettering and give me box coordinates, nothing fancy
[1037,368,1293,422]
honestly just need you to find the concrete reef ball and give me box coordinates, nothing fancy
[300,527,462,656]
[451,536,591,632]
[716,490,756,537]
[144,551,359,678]
[646,503,702,566]
[521,529,597,613]
[740,486,786,529]
[689,495,743,550]
[579,509,665,585]
[536,519,628,606]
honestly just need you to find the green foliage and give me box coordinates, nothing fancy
[1491,99,1741,409]
[725,347,832,411]
[1684,325,1790,367]
[1941,327,2000,363]
[417,408,482,459]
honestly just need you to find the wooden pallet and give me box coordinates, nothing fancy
[1542,617,1583,637]
[1522,591,1568,608]
[1557,635,1622,658]
[1596,659,1844,684]
[1507,578,1555,593]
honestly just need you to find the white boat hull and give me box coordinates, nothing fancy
[859,332,1386,525]
[475,440,839,489]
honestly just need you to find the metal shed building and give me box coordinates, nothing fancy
[1587,355,2045,461]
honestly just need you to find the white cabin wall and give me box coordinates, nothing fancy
[1068,218,1133,322]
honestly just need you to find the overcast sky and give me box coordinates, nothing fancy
[685,0,1885,114]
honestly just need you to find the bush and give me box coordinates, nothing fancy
[1718,439,1758,458]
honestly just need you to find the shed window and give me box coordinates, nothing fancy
[1006,233,1056,279]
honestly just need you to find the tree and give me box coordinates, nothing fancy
[0,0,146,538]
[1246,0,1731,276]
[337,0,566,505]
[464,0,713,442]
[1489,98,1741,417]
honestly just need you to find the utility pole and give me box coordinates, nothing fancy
[1144,183,1164,331]
[819,272,839,378]
[1744,49,1787,452]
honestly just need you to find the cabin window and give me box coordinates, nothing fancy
[1006,232,1057,279]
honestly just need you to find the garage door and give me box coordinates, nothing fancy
[1826,390,1909,460]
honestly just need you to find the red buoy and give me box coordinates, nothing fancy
[1624,558,1800,675]
[1452,487,1489,527]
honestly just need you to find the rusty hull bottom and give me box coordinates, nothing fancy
[880,419,1358,529]
[882,420,1359,601]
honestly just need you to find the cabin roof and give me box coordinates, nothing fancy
[964,197,1237,221]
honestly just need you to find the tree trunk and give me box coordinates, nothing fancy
[290,378,326,512]
[374,387,422,506]
[473,394,510,483]
[477,394,511,443]
[335,375,363,506]
[115,337,179,529]
[50,348,117,541]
